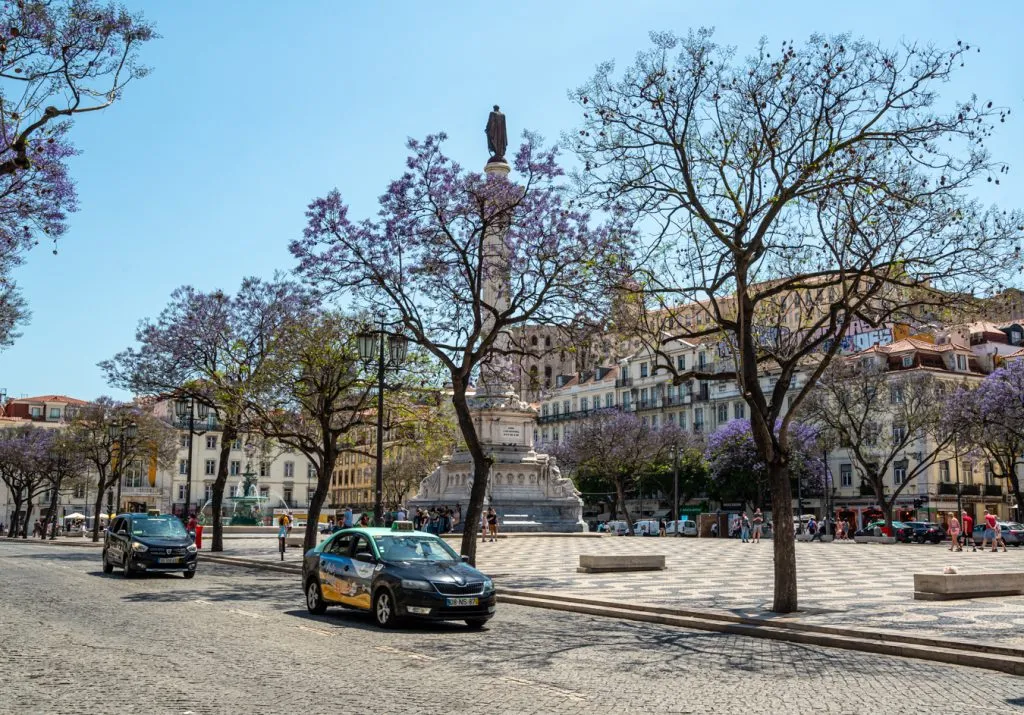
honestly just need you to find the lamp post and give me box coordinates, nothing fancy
[357,322,408,526]
[174,397,210,519]
[108,419,138,514]
[672,441,680,534]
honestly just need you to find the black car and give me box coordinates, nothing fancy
[302,522,496,628]
[904,521,946,544]
[102,513,198,578]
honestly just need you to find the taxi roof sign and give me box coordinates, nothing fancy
[391,520,415,532]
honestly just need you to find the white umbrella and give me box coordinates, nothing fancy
[63,513,86,520]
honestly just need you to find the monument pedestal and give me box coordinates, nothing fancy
[408,389,586,533]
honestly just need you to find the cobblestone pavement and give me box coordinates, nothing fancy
[185,533,1024,648]
[1,541,1023,714]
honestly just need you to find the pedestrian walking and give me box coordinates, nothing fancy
[658,518,667,537]
[710,521,719,538]
[961,511,975,551]
[980,509,997,551]
[740,513,750,543]
[948,515,961,551]
[343,506,353,528]
[277,513,290,561]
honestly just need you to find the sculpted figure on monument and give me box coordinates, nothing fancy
[485,105,508,162]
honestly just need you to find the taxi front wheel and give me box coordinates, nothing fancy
[373,589,397,628]
[306,579,327,615]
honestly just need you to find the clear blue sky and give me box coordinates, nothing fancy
[1,0,1021,402]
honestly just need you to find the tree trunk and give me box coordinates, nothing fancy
[209,421,238,553]
[454,382,490,565]
[45,477,62,539]
[7,491,24,537]
[304,438,337,553]
[91,476,107,543]
[615,476,633,534]
[768,460,798,613]
[881,500,894,534]
[21,495,33,539]
[1009,472,1023,524]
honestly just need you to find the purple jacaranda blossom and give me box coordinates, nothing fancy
[704,419,823,509]
[0,1,155,347]
[0,424,56,537]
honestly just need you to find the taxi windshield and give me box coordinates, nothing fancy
[373,535,459,563]
[130,518,187,539]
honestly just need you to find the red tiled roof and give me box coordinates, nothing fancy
[9,394,90,405]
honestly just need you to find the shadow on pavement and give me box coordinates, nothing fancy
[283,607,492,635]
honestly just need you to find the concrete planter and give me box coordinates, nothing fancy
[854,535,896,544]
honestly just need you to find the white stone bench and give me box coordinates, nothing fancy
[577,554,666,573]
[913,572,1024,601]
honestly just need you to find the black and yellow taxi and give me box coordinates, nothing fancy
[102,513,198,578]
[302,521,496,628]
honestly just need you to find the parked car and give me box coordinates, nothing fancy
[854,520,907,538]
[605,520,631,536]
[900,521,946,544]
[971,521,1024,547]
[665,519,698,537]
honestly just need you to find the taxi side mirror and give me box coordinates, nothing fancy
[461,555,470,563]
[117,530,128,536]
[353,552,376,564]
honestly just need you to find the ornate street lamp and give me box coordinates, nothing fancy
[175,397,210,518]
[357,323,408,525]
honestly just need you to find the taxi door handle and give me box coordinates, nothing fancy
[344,566,350,571]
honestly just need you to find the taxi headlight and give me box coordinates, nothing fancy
[482,577,494,593]
[401,578,433,591]
[186,543,198,553]
[131,541,148,552]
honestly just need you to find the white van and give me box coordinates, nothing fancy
[632,519,661,536]
[665,519,697,536]
[605,520,631,536]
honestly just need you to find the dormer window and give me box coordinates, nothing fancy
[901,355,913,368]
[956,354,967,371]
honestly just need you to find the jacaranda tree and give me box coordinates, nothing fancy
[571,29,1022,611]
[101,276,306,551]
[0,0,155,346]
[291,133,629,563]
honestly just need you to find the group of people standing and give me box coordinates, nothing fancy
[413,504,460,534]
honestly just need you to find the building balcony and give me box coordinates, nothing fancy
[858,484,876,497]
[984,484,1004,497]
[615,378,633,389]
[664,394,691,406]
[120,486,164,498]
[937,482,957,495]
[960,484,981,496]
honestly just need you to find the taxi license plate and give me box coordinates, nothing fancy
[446,597,478,607]
[158,557,181,564]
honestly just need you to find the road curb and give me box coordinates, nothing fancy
[500,592,1024,677]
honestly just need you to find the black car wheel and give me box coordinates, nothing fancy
[183,569,196,579]
[465,618,488,629]
[373,589,397,628]
[305,579,327,615]
[122,555,134,578]
[102,550,113,574]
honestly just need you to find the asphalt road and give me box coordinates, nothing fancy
[1,541,1022,714]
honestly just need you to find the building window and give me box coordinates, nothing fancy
[562,400,570,415]
[232,439,242,450]
[542,404,549,417]
[49,407,61,420]
[206,435,217,450]
[694,408,704,433]
[963,462,974,485]
[179,459,188,475]
[677,355,686,371]
[892,424,906,443]
[698,352,706,369]
[640,362,648,378]
[544,365,552,387]
[283,488,292,506]
[581,397,589,412]
[605,393,614,408]
[541,429,549,443]
[893,461,907,485]
[939,460,950,483]
[956,354,967,371]
[552,402,560,417]
[840,464,852,487]
[678,412,687,430]
[889,386,903,404]
[901,355,913,367]
[204,459,216,476]
[651,415,658,429]
[666,412,675,424]
[284,461,295,479]
[204,484,213,502]
[123,462,144,488]
[260,461,269,477]
[640,388,648,404]
[622,392,631,409]
[260,487,269,499]
[229,460,241,476]
[179,434,188,448]
[308,464,316,479]
[307,488,315,504]
[178,484,186,501]
[30,406,42,418]
[229,486,238,498]
[717,403,728,424]
[73,483,86,499]
[985,463,995,485]
[733,402,745,419]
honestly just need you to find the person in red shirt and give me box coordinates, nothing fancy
[981,509,1006,552]
[961,511,975,552]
